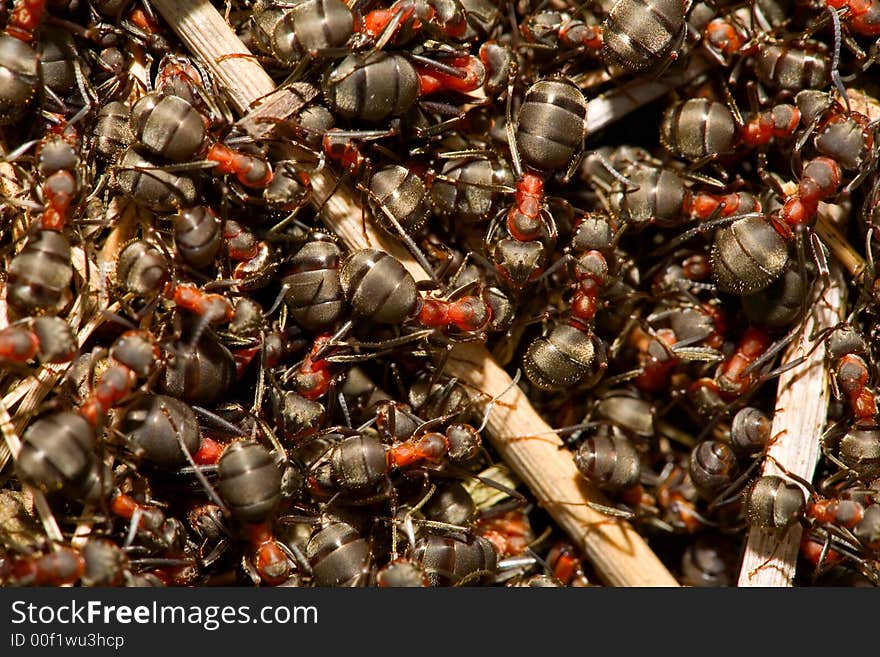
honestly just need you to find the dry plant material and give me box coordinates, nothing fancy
[150,0,275,115]
[1,137,21,333]
[737,270,845,586]
[816,210,866,280]
[0,291,120,474]
[445,344,679,586]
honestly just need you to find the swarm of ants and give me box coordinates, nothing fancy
[3,0,880,587]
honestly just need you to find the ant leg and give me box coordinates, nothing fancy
[650,211,760,257]
[591,149,639,189]
[827,6,852,112]
[358,183,440,285]
[166,408,230,513]
[476,369,522,434]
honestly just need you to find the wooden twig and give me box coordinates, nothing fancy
[150,0,274,115]
[816,209,865,281]
[737,268,845,586]
[1,137,21,333]
[152,0,679,585]
[445,345,679,586]
[233,83,319,140]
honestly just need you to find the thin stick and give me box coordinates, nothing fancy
[0,301,119,472]
[0,276,7,334]
[152,0,679,586]
[737,268,845,586]
[150,0,275,115]
[445,344,679,586]
[585,55,713,134]
[233,83,319,140]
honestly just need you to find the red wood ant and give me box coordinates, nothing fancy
[690,327,773,405]
[0,317,76,369]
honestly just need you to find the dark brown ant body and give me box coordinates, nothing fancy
[252,0,354,66]
[339,248,493,335]
[322,49,484,123]
[283,233,346,331]
[306,521,371,586]
[489,78,588,290]
[411,532,498,585]
[6,119,89,316]
[0,0,45,125]
[754,40,831,93]
[520,10,603,58]
[661,97,801,163]
[129,91,273,188]
[601,0,688,74]
[216,440,292,585]
[307,423,481,499]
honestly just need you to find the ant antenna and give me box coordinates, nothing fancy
[99,310,140,331]
[593,150,639,189]
[356,415,378,433]
[192,405,244,436]
[827,6,851,113]
[505,73,523,179]
[163,403,230,515]
[338,392,352,429]
[263,283,290,318]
